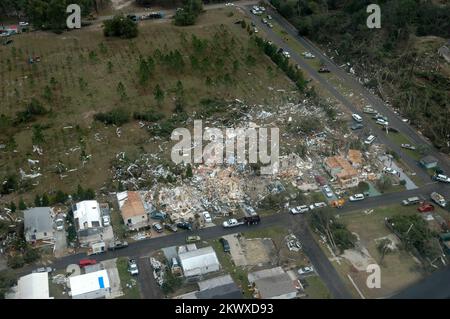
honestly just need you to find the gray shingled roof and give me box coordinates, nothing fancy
[24,207,53,236]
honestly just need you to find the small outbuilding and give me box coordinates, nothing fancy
[419,155,438,169]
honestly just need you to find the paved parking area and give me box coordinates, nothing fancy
[102,258,123,299]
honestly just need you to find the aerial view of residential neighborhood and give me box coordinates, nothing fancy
[0,0,449,303]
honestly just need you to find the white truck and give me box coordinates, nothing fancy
[431,192,447,208]
[401,196,420,206]
[87,241,106,256]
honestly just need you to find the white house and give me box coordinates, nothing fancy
[116,191,149,230]
[7,272,51,299]
[69,269,110,299]
[179,246,220,279]
[73,200,102,231]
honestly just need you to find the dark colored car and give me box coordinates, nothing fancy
[3,39,13,46]
[318,67,330,73]
[351,123,363,130]
[219,238,230,252]
[177,221,192,230]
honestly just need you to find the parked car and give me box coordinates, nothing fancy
[401,144,416,150]
[108,241,128,250]
[55,218,64,231]
[102,215,110,227]
[349,193,365,201]
[298,266,314,275]
[267,15,272,20]
[314,202,327,208]
[19,21,29,26]
[219,238,230,252]
[202,211,212,223]
[3,39,13,46]
[282,51,291,59]
[375,118,389,126]
[32,267,53,273]
[383,167,398,175]
[352,113,363,122]
[79,259,97,267]
[318,67,330,73]
[417,202,434,213]
[164,223,178,232]
[262,18,268,24]
[177,221,192,231]
[289,207,299,214]
[434,174,450,183]
[296,205,309,213]
[351,123,363,130]
[128,259,139,275]
[323,185,333,198]
[364,135,376,145]
[267,23,273,28]
[302,51,315,59]
[186,235,201,244]
[152,222,163,233]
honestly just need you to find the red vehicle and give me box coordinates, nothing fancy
[417,202,434,213]
[79,259,97,267]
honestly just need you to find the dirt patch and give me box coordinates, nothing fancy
[242,238,275,266]
[341,247,376,272]
[110,0,134,10]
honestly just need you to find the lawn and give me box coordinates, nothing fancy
[303,275,332,299]
[385,132,421,161]
[116,257,140,299]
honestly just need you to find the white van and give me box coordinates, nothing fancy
[364,135,376,145]
[352,113,363,122]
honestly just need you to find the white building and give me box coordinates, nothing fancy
[7,272,51,299]
[69,269,110,299]
[179,246,220,279]
[74,200,102,231]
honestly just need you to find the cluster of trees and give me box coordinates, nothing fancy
[71,184,95,201]
[388,214,442,261]
[15,98,48,124]
[103,15,138,39]
[94,107,130,126]
[33,190,68,207]
[310,209,357,253]
[253,36,307,92]
[1,0,95,30]
[173,0,204,26]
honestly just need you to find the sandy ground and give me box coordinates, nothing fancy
[110,0,134,10]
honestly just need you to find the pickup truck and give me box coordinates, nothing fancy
[431,192,447,208]
[401,196,420,206]
[222,219,244,228]
[238,215,261,225]
[108,240,128,251]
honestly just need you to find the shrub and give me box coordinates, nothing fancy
[103,15,138,39]
[94,107,130,126]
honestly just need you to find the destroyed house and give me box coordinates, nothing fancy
[117,191,149,230]
[23,207,54,243]
[7,272,51,299]
[347,149,363,168]
[324,155,359,188]
[74,200,102,231]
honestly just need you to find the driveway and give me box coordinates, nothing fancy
[136,256,164,299]
[54,229,67,258]
[379,155,418,190]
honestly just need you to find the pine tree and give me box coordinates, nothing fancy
[41,193,50,206]
[9,201,16,213]
[19,198,27,210]
[34,194,41,207]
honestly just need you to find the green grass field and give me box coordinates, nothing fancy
[116,257,141,299]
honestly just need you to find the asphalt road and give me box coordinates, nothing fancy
[290,214,352,299]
